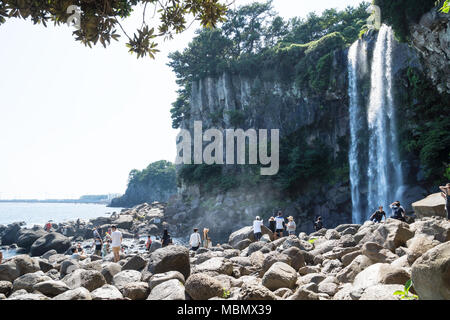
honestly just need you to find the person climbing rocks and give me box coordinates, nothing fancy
[268,216,276,235]
[253,216,264,241]
[370,206,386,223]
[439,183,450,220]
[146,236,152,252]
[314,216,323,231]
[111,225,123,262]
[390,201,406,222]
[203,228,212,248]
[93,227,101,239]
[189,228,202,251]
[93,235,103,257]
[274,211,286,239]
[162,229,173,247]
[287,216,296,236]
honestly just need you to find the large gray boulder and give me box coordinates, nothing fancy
[193,257,234,276]
[112,270,142,291]
[53,287,92,300]
[33,280,70,297]
[262,262,297,291]
[228,226,273,248]
[238,283,278,300]
[113,215,134,229]
[185,273,224,300]
[16,227,47,251]
[62,269,106,292]
[1,223,21,245]
[406,234,439,264]
[0,261,20,282]
[0,281,13,296]
[147,279,186,300]
[148,271,185,290]
[148,245,190,279]
[412,193,446,218]
[359,219,414,251]
[122,255,146,271]
[411,241,450,300]
[122,282,150,300]
[101,262,122,284]
[91,284,123,300]
[30,232,71,257]
[359,284,403,300]
[10,255,41,276]
[12,271,51,292]
[409,218,450,243]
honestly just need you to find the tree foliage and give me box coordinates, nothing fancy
[128,160,177,190]
[0,0,229,58]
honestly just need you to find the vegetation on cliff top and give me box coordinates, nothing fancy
[110,160,177,207]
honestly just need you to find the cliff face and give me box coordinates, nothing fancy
[165,11,449,243]
[410,9,450,94]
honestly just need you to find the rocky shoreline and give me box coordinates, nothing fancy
[0,198,449,300]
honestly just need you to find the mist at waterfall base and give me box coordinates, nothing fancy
[348,25,405,224]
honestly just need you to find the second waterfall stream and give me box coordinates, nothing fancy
[348,24,405,224]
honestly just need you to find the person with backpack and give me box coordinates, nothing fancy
[286,216,296,236]
[370,206,386,223]
[274,211,285,239]
[390,201,406,222]
[189,228,202,251]
[253,216,264,241]
[314,216,323,231]
[161,229,173,247]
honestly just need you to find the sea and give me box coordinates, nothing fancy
[0,202,186,259]
[0,202,122,259]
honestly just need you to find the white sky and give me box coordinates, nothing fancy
[0,0,364,199]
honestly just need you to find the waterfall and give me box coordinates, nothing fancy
[348,25,404,224]
[348,40,364,224]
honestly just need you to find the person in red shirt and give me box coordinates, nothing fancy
[45,221,52,232]
[146,236,152,252]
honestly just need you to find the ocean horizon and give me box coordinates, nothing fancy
[0,202,123,228]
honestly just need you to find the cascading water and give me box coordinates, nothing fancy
[348,25,404,224]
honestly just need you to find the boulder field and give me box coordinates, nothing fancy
[0,216,448,300]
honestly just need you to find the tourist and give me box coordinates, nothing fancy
[189,228,202,251]
[0,250,3,264]
[390,201,406,221]
[268,216,276,235]
[45,220,52,232]
[102,240,109,259]
[203,228,212,248]
[146,236,152,252]
[111,225,123,263]
[370,206,386,223]
[286,216,296,236]
[439,183,450,220]
[70,247,86,261]
[93,227,101,239]
[76,243,85,255]
[161,229,173,247]
[274,211,285,239]
[253,216,264,241]
[93,235,103,256]
[314,216,323,231]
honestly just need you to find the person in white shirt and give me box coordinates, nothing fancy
[253,216,264,241]
[274,211,285,239]
[110,225,122,262]
[287,216,296,236]
[189,228,202,251]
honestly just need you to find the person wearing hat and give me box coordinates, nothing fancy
[286,216,296,236]
[268,216,276,235]
[253,216,264,241]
